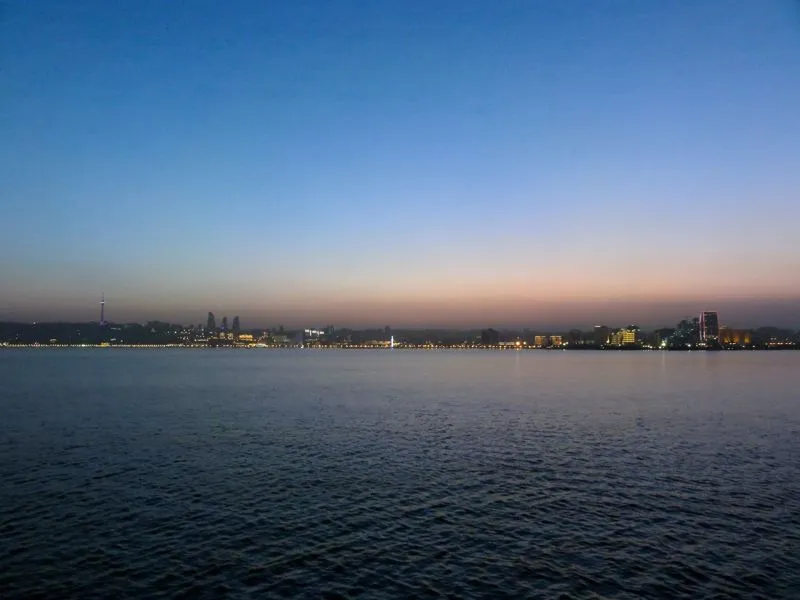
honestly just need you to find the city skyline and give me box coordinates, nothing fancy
[2,1,799,326]
[3,306,798,349]
[1,293,798,332]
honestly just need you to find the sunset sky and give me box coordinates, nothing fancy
[2,1,799,328]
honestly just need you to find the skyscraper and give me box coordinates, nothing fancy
[99,293,106,325]
[221,316,228,332]
[700,311,720,341]
[207,312,216,332]
[232,316,240,340]
[593,325,610,346]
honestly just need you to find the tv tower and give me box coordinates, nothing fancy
[100,293,106,325]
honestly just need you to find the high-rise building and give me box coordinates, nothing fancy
[593,325,610,346]
[611,325,639,345]
[700,311,720,341]
[221,316,228,332]
[207,312,216,332]
[621,326,639,345]
[668,317,700,348]
[232,316,241,340]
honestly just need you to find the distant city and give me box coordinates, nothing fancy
[1,300,798,350]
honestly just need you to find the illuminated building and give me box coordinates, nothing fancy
[611,326,639,345]
[719,327,751,345]
[237,333,254,343]
[700,311,720,341]
[668,317,700,348]
[534,335,548,348]
[549,335,563,347]
[500,339,526,348]
[622,328,637,345]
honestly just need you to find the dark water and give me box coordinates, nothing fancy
[1,350,799,599]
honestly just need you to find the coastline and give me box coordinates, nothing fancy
[2,344,797,351]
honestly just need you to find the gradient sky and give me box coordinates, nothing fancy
[2,1,799,329]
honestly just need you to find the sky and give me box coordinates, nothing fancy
[1,0,799,329]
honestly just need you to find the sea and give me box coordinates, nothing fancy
[1,349,798,599]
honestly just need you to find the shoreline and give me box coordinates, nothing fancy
[1,344,797,351]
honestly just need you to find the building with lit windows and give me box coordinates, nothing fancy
[700,311,720,341]
[611,326,639,346]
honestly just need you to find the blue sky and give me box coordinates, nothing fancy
[2,1,799,328]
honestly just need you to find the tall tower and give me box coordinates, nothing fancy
[100,293,106,325]
[207,312,216,332]
[232,316,240,340]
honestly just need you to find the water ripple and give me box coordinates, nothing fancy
[1,350,800,598]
